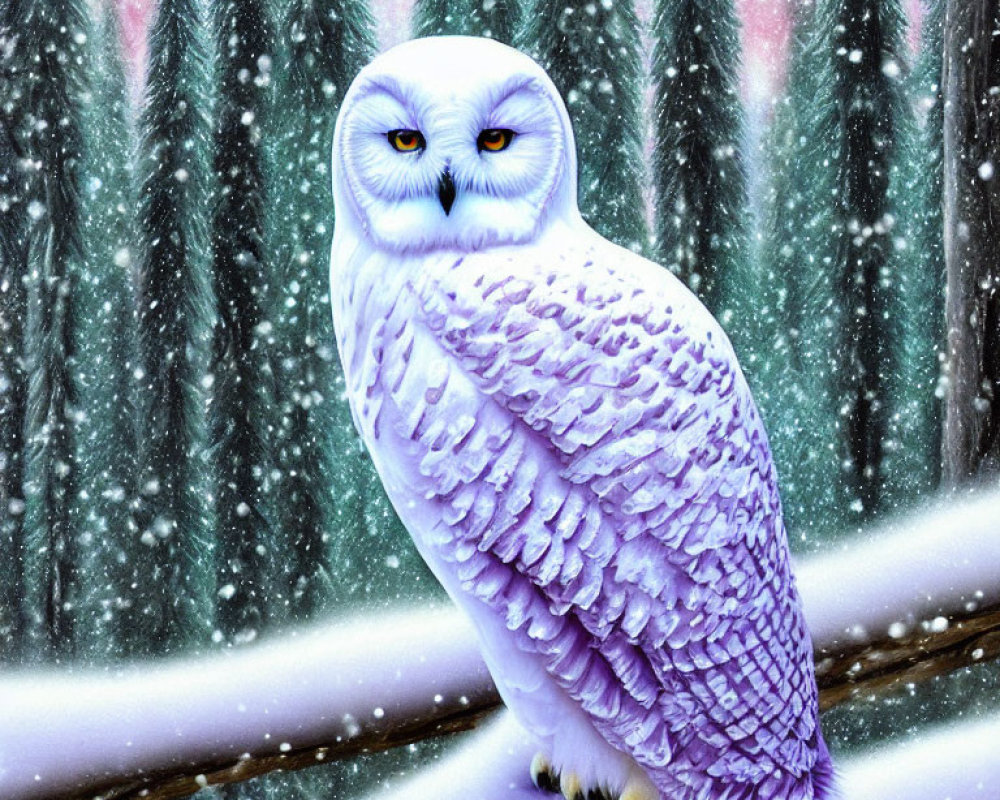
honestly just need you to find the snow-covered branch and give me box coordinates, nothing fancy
[365,708,1000,800]
[0,609,497,800]
[2,490,999,800]
[797,489,1000,708]
[799,490,1000,650]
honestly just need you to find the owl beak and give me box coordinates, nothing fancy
[438,168,456,216]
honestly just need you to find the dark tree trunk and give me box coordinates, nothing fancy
[211,0,276,643]
[831,0,903,516]
[941,0,1000,482]
[651,0,747,312]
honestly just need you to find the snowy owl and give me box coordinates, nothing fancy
[330,36,834,800]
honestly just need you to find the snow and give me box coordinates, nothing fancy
[366,708,1000,800]
[364,712,539,800]
[0,607,492,800]
[838,716,1000,800]
[797,490,1000,652]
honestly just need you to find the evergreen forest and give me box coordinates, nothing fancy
[1,0,999,797]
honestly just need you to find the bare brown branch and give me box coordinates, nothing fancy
[816,601,1000,710]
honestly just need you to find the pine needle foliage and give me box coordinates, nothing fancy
[0,16,32,661]
[130,0,217,657]
[71,6,140,663]
[413,0,522,43]
[266,0,385,620]
[210,0,277,644]
[758,0,911,536]
[651,0,748,312]
[520,0,646,253]
[2,0,89,662]
[756,5,847,536]
[881,0,944,508]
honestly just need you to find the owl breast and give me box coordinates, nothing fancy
[331,242,650,790]
[331,232,828,800]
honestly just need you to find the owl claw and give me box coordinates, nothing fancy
[529,754,641,800]
[530,752,560,794]
[619,779,659,800]
[559,771,585,800]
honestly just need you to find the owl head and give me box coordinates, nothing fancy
[332,36,580,255]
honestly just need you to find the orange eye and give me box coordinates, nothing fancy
[478,128,515,152]
[388,129,424,152]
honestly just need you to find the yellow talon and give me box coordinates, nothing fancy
[560,770,584,800]
[620,777,659,800]
[530,752,559,793]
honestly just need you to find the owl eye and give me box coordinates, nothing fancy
[388,129,425,152]
[477,128,516,152]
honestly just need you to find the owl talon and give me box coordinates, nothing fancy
[619,778,659,800]
[530,752,560,794]
[560,771,585,800]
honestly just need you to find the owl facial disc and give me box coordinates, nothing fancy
[332,36,580,254]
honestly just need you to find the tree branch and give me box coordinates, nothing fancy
[0,609,499,800]
[797,489,1000,708]
[3,490,999,800]
[363,708,1000,800]
[89,704,500,800]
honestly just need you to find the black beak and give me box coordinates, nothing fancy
[438,168,456,215]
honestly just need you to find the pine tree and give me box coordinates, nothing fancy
[651,0,748,312]
[130,0,216,656]
[881,0,944,507]
[1,0,89,662]
[266,0,379,620]
[413,0,521,43]
[758,0,910,535]
[755,6,847,536]
[828,0,908,517]
[210,0,277,644]
[520,0,646,252]
[71,5,139,662]
[0,18,32,661]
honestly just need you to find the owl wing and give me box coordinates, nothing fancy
[402,239,821,794]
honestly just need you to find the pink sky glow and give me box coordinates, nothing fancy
[111,0,924,135]
[114,0,798,107]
